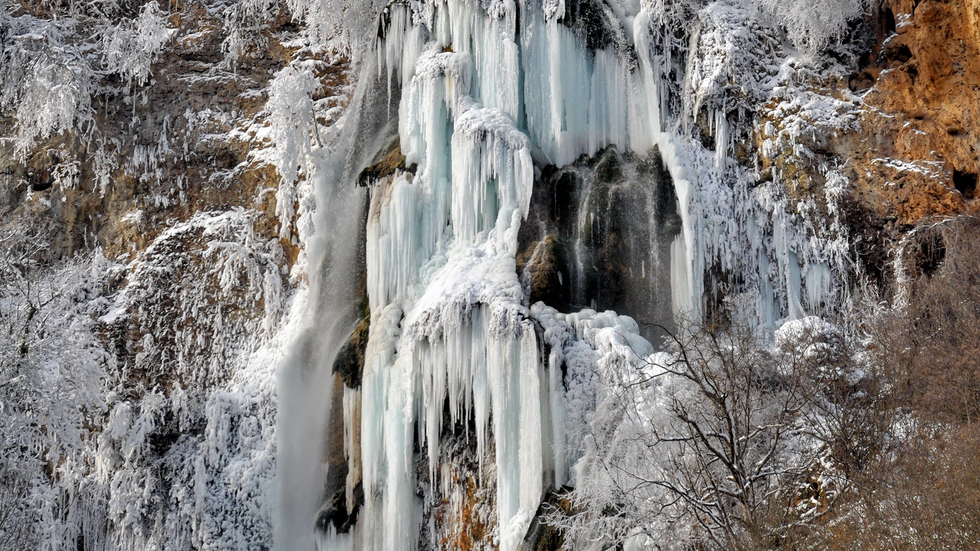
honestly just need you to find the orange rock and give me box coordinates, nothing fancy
[847,0,980,224]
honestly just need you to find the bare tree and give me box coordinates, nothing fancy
[547,217,980,551]
[0,223,53,549]
[553,313,844,551]
[796,216,980,550]
[882,216,980,424]
[647,318,837,549]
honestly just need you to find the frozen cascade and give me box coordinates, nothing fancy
[354,2,696,551]
[350,1,685,549]
[307,0,853,548]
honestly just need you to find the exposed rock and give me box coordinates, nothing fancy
[517,146,681,340]
[0,1,355,547]
[418,420,498,551]
[357,138,407,186]
[8,0,980,548]
[333,306,370,389]
[746,0,980,290]
[557,0,623,51]
[317,373,363,534]
[517,233,570,310]
[519,491,571,551]
[846,0,980,224]
[1,0,350,265]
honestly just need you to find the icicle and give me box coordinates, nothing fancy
[451,100,533,253]
[714,109,729,171]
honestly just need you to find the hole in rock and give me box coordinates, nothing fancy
[849,71,876,92]
[953,170,977,199]
[29,171,53,192]
[884,8,896,34]
[885,43,913,65]
[916,232,946,277]
[903,65,918,84]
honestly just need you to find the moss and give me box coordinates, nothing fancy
[332,300,370,388]
[357,140,406,187]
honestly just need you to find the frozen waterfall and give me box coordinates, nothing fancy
[276,0,850,549]
[344,1,687,549]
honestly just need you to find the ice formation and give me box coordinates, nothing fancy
[292,0,854,549]
[0,0,868,546]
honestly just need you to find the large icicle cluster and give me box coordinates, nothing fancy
[362,4,541,546]
[352,0,680,549]
[331,0,860,548]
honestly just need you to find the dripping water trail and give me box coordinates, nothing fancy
[274,54,399,551]
[274,169,365,551]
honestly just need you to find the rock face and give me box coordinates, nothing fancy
[3,4,300,259]
[747,0,980,289]
[848,0,980,224]
[1,1,351,548]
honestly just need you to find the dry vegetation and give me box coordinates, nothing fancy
[809,216,980,551]
[754,215,980,550]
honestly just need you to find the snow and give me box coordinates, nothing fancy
[754,0,869,55]
[774,315,842,364]
[102,2,176,86]
[263,65,332,238]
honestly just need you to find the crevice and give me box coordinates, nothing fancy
[953,170,977,200]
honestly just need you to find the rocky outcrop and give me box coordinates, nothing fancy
[0,1,353,548]
[1,0,349,263]
[7,0,980,548]
[745,0,980,290]
[849,0,980,224]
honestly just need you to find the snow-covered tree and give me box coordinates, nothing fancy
[0,221,110,549]
[102,1,175,86]
[753,0,870,55]
[557,315,844,549]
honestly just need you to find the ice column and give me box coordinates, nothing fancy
[360,1,551,550]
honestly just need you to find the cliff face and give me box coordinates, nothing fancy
[1,1,351,548]
[745,0,980,289]
[849,0,980,223]
[2,3,360,258]
[2,0,979,549]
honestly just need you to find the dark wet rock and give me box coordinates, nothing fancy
[357,138,407,187]
[518,146,682,341]
[316,374,364,535]
[333,312,370,389]
[559,0,622,52]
